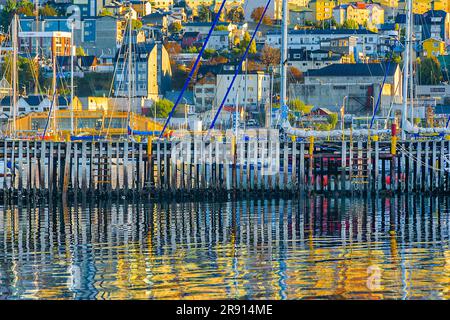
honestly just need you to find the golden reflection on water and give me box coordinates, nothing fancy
[0,195,449,299]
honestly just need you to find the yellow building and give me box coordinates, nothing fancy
[422,38,446,57]
[373,0,399,8]
[309,0,336,21]
[131,0,152,18]
[433,0,450,12]
[150,0,173,11]
[412,0,432,14]
[14,111,164,139]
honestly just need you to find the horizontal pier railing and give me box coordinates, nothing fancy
[0,138,450,196]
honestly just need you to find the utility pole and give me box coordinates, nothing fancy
[401,0,411,140]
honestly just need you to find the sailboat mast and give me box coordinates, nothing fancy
[401,0,411,139]
[52,49,57,136]
[127,3,133,131]
[70,20,74,135]
[35,0,39,94]
[280,0,288,112]
[11,14,18,137]
[409,7,414,124]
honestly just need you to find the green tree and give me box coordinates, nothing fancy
[342,19,359,29]
[16,0,34,16]
[241,31,256,55]
[154,99,174,118]
[99,8,114,17]
[169,21,182,33]
[39,4,58,16]
[226,6,244,23]
[1,53,41,94]
[0,0,34,32]
[214,25,228,31]
[197,5,212,22]
[327,113,338,129]
[76,47,86,56]
[288,99,313,115]
[419,56,443,85]
[132,19,143,30]
[202,48,217,59]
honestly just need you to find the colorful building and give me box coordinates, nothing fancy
[373,0,399,8]
[309,0,336,21]
[413,0,432,14]
[149,0,174,11]
[13,110,163,138]
[422,38,446,57]
[333,2,385,27]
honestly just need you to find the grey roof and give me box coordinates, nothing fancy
[305,63,398,77]
[23,95,47,106]
[164,90,194,106]
[0,96,11,107]
[183,31,201,38]
[267,28,378,36]
[184,22,229,27]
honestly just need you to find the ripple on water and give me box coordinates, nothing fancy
[0,195,450,299]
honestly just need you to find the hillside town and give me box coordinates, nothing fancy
[0,0,449,134]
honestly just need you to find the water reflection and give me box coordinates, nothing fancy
[0,195,449,299]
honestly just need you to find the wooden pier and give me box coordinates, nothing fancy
[0,136,450,198]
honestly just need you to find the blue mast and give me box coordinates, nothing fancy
[209,0,272,131]
[159,0,228,138]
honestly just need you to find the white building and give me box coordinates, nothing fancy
[266,29,383,57]
[206,30,230,51]
[194,73,216,112]
[215,71,270,109]
[0,95,52,118]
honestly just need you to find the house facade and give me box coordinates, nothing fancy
[215,71,270,109]
[114,43,172,100]
[266,29,383,57]
[290,63,403,115]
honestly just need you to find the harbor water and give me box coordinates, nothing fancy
[0,195,449,299]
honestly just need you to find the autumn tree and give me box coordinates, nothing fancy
[288,66,303,83]
[260,45,280,69]
[164,41,182,55]
[250,7,272,25]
